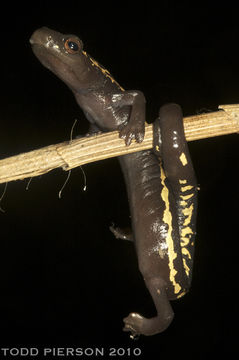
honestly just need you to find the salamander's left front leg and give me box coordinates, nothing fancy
[123,277,174,337]
[112,90,146,145]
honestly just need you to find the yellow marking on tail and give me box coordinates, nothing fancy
[180,193,194,200]
[179,179,187,184]
[183,259,190,276]
[160,168,181,294]
[179,152,188,166]
[181,185,194,192]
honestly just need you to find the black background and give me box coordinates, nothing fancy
[0,1,238,359]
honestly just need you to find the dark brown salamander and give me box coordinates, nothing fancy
[30,27,197,337]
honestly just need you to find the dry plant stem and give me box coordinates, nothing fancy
[0,104,239,185]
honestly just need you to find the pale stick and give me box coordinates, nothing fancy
[0,104,238,184]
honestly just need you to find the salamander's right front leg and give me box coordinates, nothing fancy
[111,90,146,146]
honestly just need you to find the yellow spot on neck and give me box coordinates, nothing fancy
[82,51,124,91]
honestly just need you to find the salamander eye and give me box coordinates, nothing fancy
[64,38,82,54]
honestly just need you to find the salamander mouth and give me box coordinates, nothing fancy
[30,41,79,92]
[30,43,57,71]
[30,28,49,48]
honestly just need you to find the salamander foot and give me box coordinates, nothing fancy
[123,313,144,339]
[123,311,174,337]
[119,122,145,146]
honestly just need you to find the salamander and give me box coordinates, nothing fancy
[30,27,197,337]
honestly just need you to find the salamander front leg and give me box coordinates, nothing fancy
[111,90,146,146]
[123,277,174,337]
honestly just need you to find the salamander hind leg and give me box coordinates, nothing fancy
[123,277,174,337]
[109,224,133,242]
